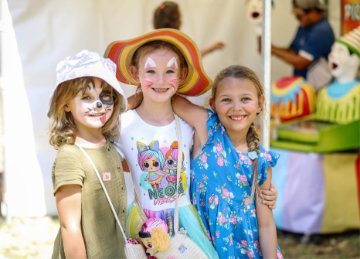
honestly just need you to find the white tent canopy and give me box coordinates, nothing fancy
[1,0,340,216]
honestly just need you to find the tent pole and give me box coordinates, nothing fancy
[261,0,271,150]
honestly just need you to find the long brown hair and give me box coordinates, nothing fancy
[48,77,123,149]
[211,65,265,199]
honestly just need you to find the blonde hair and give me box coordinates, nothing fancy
[211,65,265,199]
[48,77,123,149]
[130,40,188,108]
[150,228,170,251]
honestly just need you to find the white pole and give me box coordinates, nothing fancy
[261,0,271,150]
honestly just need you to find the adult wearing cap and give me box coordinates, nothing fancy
[271,0,335,86]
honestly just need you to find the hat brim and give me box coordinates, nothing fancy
[104,29,211,96]
[56,64,127,112]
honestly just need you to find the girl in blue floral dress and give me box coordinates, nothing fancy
[173,65,283,258]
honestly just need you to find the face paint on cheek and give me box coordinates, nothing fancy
[167,57,179,88]
[81,101,94,113]
[100,104,113,124]
[144,78,154,88]
[169,78,178,87]
[100,114,107,124]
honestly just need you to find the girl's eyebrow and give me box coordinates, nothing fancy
[218,94,231,98]
[218,93,253,98]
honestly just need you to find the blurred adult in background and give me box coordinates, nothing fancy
[271,0,335,88]
[153,1,225,57]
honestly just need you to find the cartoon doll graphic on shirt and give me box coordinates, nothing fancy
[136,140,186,204]
[137,141,165,190]
[163,141,187,189]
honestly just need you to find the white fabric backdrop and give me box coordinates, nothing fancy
[2,0,340,216]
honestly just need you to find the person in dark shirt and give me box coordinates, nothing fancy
[271,0,335,84]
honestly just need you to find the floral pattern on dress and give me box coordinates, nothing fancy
[190,110,282,259]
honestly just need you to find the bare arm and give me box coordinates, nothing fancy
[271,45,312,70]
[172,94,209,152]
[201,41,225,57]
[256,168,277,259]
[55,185,86,259]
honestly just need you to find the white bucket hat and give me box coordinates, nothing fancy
[56,49,127,110]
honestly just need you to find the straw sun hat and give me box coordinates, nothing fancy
[104,28,211,96]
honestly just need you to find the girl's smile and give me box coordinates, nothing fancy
[65,77,114,132]
[212,77,263,139]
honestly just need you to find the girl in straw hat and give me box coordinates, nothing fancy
[48,50,128,258]
[105,29,219,258]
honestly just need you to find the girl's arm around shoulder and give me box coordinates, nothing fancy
[256,167,278,259]
[172,94,208,146]
[55,184,87,258]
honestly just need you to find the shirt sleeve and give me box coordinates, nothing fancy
[206,109,221,143]
[52,145,85,194]
[258,149,280,186]
[299,27,330,61]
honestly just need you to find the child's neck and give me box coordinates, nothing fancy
[136,99,174,126]
[75,129,106,148]
[227,130,249,153]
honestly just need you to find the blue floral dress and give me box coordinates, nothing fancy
[190,110,282,259]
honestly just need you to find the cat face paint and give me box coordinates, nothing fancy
[139,49,180,90]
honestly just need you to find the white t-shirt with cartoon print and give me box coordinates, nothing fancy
[117,109,194,212]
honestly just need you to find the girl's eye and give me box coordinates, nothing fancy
[166,69,176,74]
[100,91,114,105]
[146,69,156,74]
[241,97,251,102]
[81,95,92,101]
[221,98,231,103]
